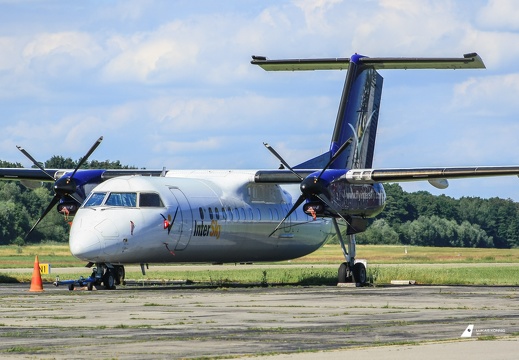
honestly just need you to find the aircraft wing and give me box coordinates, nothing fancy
[255,165,519,187]
[0,168,61,181]
[0,168,164,182]
[344,166,519,185]
[251,53,484,71]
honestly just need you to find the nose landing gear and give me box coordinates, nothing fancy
[89,263,126,290]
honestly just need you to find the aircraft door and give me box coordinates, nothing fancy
[169,187,193,251]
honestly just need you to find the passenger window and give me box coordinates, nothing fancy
[199,207,204,220]
[234,208,240,220]
[106,193,137,207]
[221,208,227,220]
[227,207,233,221]
[256,208,261,221]
[139,193,164,207]
[215,207,220,220]
[84,192,106,207]
[208,207,214,220]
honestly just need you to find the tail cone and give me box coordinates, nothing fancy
[29,255,44,292]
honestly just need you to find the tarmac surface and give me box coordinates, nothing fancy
[0,283,517,359]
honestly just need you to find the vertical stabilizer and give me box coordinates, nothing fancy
[330,54,383,169]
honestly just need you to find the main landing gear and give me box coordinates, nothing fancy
[333,218,367,285]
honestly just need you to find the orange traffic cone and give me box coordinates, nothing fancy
[29,255,44,292]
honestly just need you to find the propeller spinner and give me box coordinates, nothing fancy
[18,136,103,239]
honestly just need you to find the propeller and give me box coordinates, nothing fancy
[265,138,353,237]
[19,136,104,239]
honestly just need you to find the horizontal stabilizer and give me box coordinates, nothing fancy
[251,53,485,71]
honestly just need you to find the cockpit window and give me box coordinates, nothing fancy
[105,192,137,207]
[139,193,164,207]
[84,192,107,207]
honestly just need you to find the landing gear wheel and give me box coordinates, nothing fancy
[338,262,352,283]
[114,265,125,286]
[103,269,116,290]
[352,262,367,285]
[68,283,74,291]
[87,282,93,291]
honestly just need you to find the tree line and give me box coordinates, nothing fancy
[1,158,519,248]
[355,183,519,249]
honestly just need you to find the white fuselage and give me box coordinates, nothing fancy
[69,170,335,264]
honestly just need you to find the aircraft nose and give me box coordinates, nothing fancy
[69,230,102,261]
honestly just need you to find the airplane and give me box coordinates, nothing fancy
[3,51,519,290]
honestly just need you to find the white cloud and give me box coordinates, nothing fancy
[477,0,519,31]
[293,0,343,34]
[102,22,200,84]
[22,31,103,77]
[459,30,519,69]
[352,0,469,55]
[452,73,519,115]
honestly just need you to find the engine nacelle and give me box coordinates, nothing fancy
[328,180,386,218]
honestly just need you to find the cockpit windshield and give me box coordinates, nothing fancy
[84,192,107,207]
[105,193,137,207]
[83,191,164,208]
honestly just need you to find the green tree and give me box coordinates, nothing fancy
[379,183,415,224]
[356,219,400,245]
[0,201,29,245]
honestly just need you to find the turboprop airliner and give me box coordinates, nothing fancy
[3,52,519,290]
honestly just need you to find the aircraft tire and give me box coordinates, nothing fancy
[353,262,367,285]
[103,269,116,290]
[115,266,125,286]
[68,283,74,291]
[338,262,350,283]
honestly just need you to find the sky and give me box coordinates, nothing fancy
[1,0,519,200]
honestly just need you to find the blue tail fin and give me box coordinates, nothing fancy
[329,54,383,169]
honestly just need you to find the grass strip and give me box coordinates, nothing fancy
[5,265,515,287]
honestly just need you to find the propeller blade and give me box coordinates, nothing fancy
[268,194,306,237]
[68,192,84,204]
[16,145,55,180]
[263,142,304,181]
[25,195,61,239]
[70,136,103,178]
[316,137,353,181]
